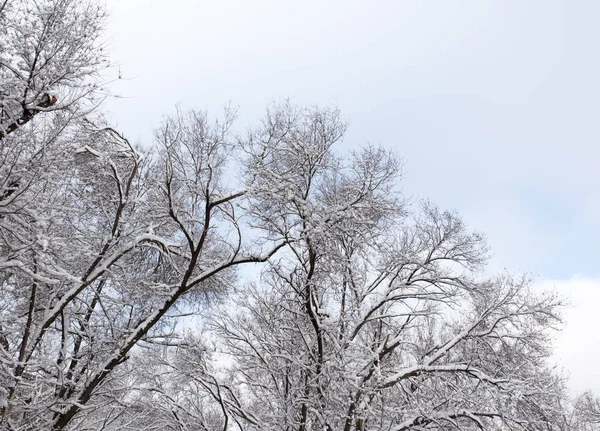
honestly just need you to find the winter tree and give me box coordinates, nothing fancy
[123,104,568,431]
[0,1,281,426]
[561,392,600,431]
[68,103,571,431]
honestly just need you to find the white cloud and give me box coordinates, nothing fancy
[535,276,600,394]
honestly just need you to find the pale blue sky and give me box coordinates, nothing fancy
[103,0,600,391]
[104,0,599,279]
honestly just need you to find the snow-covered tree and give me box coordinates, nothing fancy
[0,0,106,140]
[564,391,600,431]
[0,97,287,429]
[99,103,571,431]
[197,103,567,431]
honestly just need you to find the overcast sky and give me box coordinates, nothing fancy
[102,0,600,393]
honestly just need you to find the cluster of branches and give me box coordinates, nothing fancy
[134,109,570,431]
[0,1,598,431]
